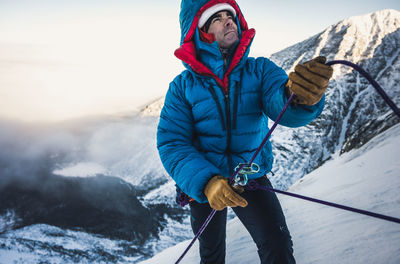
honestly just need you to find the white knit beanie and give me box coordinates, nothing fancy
[198,3,237,28]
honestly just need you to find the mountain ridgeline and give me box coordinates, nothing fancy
[267,9,400,188]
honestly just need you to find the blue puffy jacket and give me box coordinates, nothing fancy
[157,0,324,203]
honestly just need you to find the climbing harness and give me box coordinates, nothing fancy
[174,60,400,264]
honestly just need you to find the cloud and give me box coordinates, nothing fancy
[0,114,167,190]
[0,9,183,122]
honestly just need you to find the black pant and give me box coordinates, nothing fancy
[189,177,295,264]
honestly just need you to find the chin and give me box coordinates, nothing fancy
[223,39,238,49]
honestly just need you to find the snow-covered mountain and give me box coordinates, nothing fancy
[140,121,400,264]
[269,9,400,188]
[1,9,399,264]
[141,97,165,118]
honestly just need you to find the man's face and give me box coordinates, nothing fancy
[207,11,239,49]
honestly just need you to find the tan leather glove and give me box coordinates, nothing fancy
[204,175,248,211]
[287,56,333,105]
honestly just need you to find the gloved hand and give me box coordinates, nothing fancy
[286,56,333,105]
[204,175,248,211]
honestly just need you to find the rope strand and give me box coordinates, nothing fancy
[250,184,400,224]
[326,60,400,119]
[175,94,296,264]
[174,60,400,263]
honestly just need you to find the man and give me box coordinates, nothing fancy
[157,0,333,263]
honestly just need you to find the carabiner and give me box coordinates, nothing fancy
[233,163,260,187]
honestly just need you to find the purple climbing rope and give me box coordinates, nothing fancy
[175,94,295,264]
[174,93,296,264]
[174,60,400,264]
[326,60,400,119]
[245,181,400,224]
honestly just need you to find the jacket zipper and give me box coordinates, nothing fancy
[232,82,239,130]
[208,82,233,176]
[224,93,233,176]
[208,87,226,131]
[223,56,233,175]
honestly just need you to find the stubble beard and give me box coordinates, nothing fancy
[220,30,238,49]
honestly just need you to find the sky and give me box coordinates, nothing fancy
[0,0,399,122]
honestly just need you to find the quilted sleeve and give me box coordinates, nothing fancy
[157,75,220,203]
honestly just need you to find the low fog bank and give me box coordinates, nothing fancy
[0,115,186,247]
[0,114,167,190]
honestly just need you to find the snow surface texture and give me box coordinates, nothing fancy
[140,123,400,264]
[0,224,143,263]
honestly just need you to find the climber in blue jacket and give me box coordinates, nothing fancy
[157,0,333,263]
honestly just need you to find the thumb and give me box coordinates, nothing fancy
[224,188,248,207]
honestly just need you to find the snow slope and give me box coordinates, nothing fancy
[140,123,400,264]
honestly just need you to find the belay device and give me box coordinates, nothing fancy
[232,162,260,187]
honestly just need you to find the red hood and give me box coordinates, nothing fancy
[174,0,256,93]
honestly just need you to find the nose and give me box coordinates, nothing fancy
[224,17,234,27]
